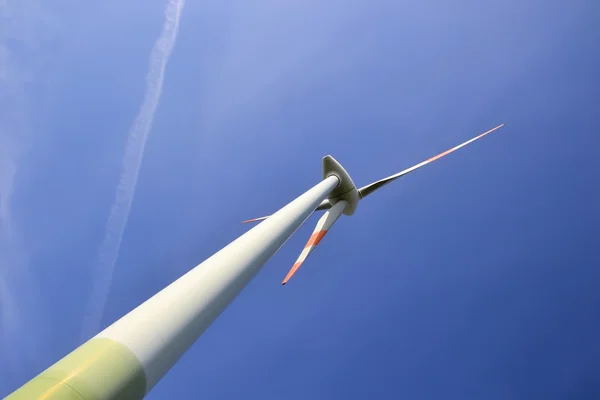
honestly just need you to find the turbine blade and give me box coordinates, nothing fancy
[243,199,332,224]
[358,124,504,199]
[282,200,347,285]
[241,215,270,224]
[315,198,332,211]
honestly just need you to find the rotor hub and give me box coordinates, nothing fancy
[322,155,359,215]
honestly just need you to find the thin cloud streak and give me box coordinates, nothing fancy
[80,0,185,341]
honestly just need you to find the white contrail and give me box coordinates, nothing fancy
[81,0,185,341]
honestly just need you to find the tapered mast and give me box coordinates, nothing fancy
[7,175,339,400]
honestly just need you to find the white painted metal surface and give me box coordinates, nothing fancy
[96,175,340,392]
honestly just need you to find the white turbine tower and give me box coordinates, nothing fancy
[6,124,503,400]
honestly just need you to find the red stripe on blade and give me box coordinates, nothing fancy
[282,262,303,285]
[306,230,327,248]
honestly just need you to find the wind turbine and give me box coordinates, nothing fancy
[6,124,503,400]
[244,123,504,285]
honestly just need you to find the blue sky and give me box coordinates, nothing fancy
[1,0,599,398]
